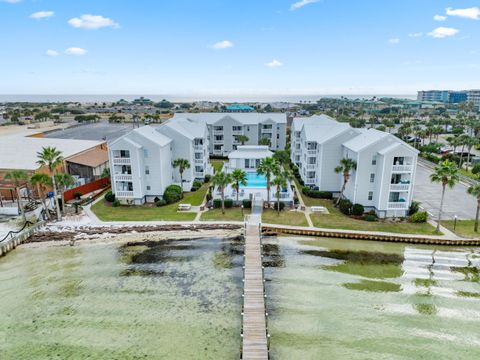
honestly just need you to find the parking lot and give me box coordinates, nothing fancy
[413,163,477,220]
[45,121,134,143]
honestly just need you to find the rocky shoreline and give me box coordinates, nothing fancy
[27,223,243,243]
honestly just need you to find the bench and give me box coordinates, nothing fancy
[311,206,327,213]
[177,204,191,211]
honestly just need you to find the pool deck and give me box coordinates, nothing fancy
[242,215,268,360]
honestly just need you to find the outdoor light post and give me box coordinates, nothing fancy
[241,204,244,217]
[454,215,458,231]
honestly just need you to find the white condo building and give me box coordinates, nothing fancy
[168,113,287,156]
[292,115,418,218]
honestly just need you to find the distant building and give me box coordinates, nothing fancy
[467,90,480,109]
[225,104,255,112]
[417,90,468,104]
[132,97,153,105]
[449,91,468,104]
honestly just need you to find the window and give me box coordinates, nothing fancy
[195,166,203,172]
[372,156,377,165]
[195,152,202,159]
[233,145,237,150]
[232,126,242,131]
[368,192,373,201]
[143,149,149,158]
[214,126,223,131]
[119,150,130,158]
[277,134,279,139]
[370,173,375,183]
[215,135,223,141]
[146,185,151,190]
[145,166,150,175]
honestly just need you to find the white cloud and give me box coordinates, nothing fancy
[428,27,459,38]
[388,38,400,44]
[45,49,59,57]
[446,7,480,20]
[265,59,283,68]
[30,11,54,19]
[433,14,447,21]
[65,47,87,56]
[1,0,22,3]
[290,0,318,11]
[408,32,423,37]
[68,14,119,30]
[210,40,233,49]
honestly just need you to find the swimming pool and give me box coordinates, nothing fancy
[241,173,267,188]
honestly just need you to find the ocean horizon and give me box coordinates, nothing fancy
[0,94,416,104]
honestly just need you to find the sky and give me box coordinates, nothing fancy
[0,0,479,99]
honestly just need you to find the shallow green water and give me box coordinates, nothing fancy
[264,237,480,360]
[0,237,243,359]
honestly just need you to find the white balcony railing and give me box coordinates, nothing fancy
[261,128,273,133]
[116,191,134,198]
[307,149,317,155]
[213,130,223,135]
[113,157,131,165]
[195,172,204,178]
[195,159,203,164]
[213,139,224,144]
[304,178,317,185]
[390,184,410,191]
[392,165,412,172]
[388,202,408,210]
[306,164,316,170]
[115,174,133,181]
[193,145,203,151]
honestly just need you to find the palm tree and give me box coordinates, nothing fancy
[55,173,76,215]
[257,157,279,206]
[237,135,249,145]
[172,158,190,191]
[231,168,247,203]
[30,173,52,220]
[467,184,480,232]
[36,146,63,221]
[430,160,460,232]
[334,158,357,205]
[211,171,232,214]
[272,169,293,214]
[4,170,28,221]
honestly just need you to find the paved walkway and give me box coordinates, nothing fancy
[291,181,314,227]
[242,214,268,360]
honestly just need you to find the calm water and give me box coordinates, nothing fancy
[264,237,480,360]
[241,173,267,188]
[0,237,243,359]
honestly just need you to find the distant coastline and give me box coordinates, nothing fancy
[0,94,416,103]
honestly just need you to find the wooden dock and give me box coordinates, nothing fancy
[242,216,268,359]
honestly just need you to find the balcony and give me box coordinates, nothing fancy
[304,178,316,185]
[388,202,408,210]
[390,183,409,191]
[115,174,133,181]
[213,129,224,135]
[195,171,204,178]
[113,157,131,165]
[116,191,134,198]
[193,144,203,151]
[305,164,316,170]
[392,164,413,172]
[194,159,204,164]
[261,127,273,133]
[306,149,317,155]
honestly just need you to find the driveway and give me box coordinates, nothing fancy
[413,164,477,220]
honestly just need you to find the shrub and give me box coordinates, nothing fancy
[112,199,120,207]
[206,191,212,202]
[224,199,233,208]
[242,199,252,209]
[191,185,199,192]
[204,174,212,183]
[104,190,115,202]
[193,180,202,188]
[308,190,333,199]
[410,211,428,223]
[163,184,183,204]
[302,186,311,194]
[73,191,83,200]
[363,214,377,222]
[155,199,167,207]
[472,163,480,175]
[409,201,420,215]
[213,198,233,208]
[338,199,353,215]
[273,202,285,211]
[351,203,365,216]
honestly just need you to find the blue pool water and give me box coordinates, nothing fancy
[241,173,267,188]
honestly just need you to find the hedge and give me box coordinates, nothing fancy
[410,211,428,223]
[163,184,183,204]
[338,199,353,215]
[213,198,233,208]
[242,199,252,209]
[104,190,115,202]
[351,203,365,216]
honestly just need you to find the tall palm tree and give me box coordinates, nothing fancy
[172,158,190,191]
[55,173,76,215]
[4,170,28,221]
[257,157,279,206]
[237,135,249,145]
[334,158,357,205]
[467,184,480,233]
[430,160,459,232]
[272,169,293,214]
[211,171,232,214]
[231,168,247,203]
[30,173,52,220]
[36,146,63,221]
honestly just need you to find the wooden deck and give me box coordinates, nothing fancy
[242,218,268,359]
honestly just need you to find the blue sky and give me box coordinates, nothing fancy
[0,0,479,98]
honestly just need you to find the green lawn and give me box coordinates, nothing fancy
[200,208,248,222]
[210,159,226,173]
[443,219,480,239]
[262,209,309,227]
[91,184,209,222]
